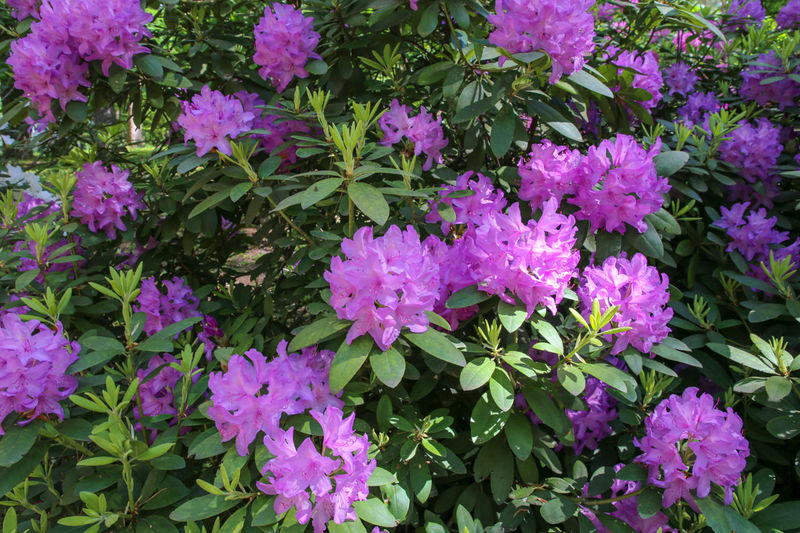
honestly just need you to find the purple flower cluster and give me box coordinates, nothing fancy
[518,141,582,208]
[235,91,311,165]
[133,277,201,337]
[740,51,800,110]
[579,253,673,355]
[14,237,82,282]
[426,171,508,233]
[2,192,59,229]
[487,0,596,84]
[325,225,440,350]
[566,377,617,454]
[379,99,448,171]
[0,314,79,434]
[777,0,800,28]
[8,0,151,125]
[177,86,255,157]
[719,118,781,184]
[257,406,375,532]
[7,0,39,19]
[575,136,669,233]
[635,388,749,507]
[207,341,342,456]
[253,4,320,92]
[725,0,766,31]
[71,161,144,239]
[133,354,181,426]
[677,91,721,127]
[605,47,664,111]
[664,61,698,97]
[713,202,798,267]
[197,315,223,361]
[581,464,674,533]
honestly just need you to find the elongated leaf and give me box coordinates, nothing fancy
[353,498,399,527]
[288,315,351,352]
[169,495,238,522]
[349,182,389,225]
[707,343,775,374]
[330,336,373,393]
[460,357,495,390]
[404,329,465,367]
[445,285,492,309]
[300,178,343,209]
[0,420,42,467]
[136,316,203,352]
[371,347,405,388]
[568,70,613,98]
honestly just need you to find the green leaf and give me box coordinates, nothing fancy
[3,507,17,533]
[505,412,533,460]
[229,182,252,203]
[371,347,405,388]
[135,54,164,78]
[637,488,662,519]
[288,315,351,352]
[306,59,328,75]
[330,336,373,393]
[367,467,396,486]
[348,182,390,226]
[0,442,47,497]
[489,367,515,411]
[523,385,569,434]
[577,363,636,395]
[65,101,87,122]
[766,414,800,440]
[653,151,690,177]
[557,366,586,396]
[460,357,496,391]
[0,420,42,467]
[531,318,563,354]
[82,336,125,355]
[15,269,39,290]
[188,190,229,219]
[765,376,792,402]
[417,2,439,37]
[540,496,578,524]
[445,285,492,309]
[625,222,663,258]
[694,496,760,533]
[187,428,226,459]
[169,495,238,522]
[300,178,343,209]
[470,392,511,444]
[497,299,527,332]
[752,501,800,530]
[707,343,775,374]
[490,104,515,157]
[404,329,466,367]
[136,316,203,352]
[353,498,399,527]
[567,70,613,98]
[527,100,582,142]
[410,457,432,503]
[748,303,786,323]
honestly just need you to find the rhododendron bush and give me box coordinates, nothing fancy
[2,0,800,530]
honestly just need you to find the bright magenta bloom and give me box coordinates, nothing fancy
[379,99,448,170]
[518,141,582,209]
[740,51,800,110]
[71,161,144,239]
[0,314,79,434]
[426,171,507,233]
[578,253,672,354]
[605,46,663,111]
[635,388,749,508]
[253,4,320,92]
[664,61,698,97]
[133,277,201,337]
[488,0,596,84]
[325,225,440,350]
[177,86,255,157]
[719,118,781,184]
[777,0,800,28]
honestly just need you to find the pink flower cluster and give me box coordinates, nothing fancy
[677,91,721,128]
[520,137,669,234]
[777,0,800,28]
[207,341,342,456]
[197,315,223,361]
[133,354,182,429]
[133,277,201,337]
[719,118,781,184]
[605,47,663,111]
[257,406,375,532]
[487,0,596,84]
[713,202,799,267]
[581,464,674,533]
[725,0,765,31]
[177,86,255,157]
[566,377,617,454]
[0,314,79,434]
[8,0,151,125]
[635,388,749,507]
[3,192,59,229]
[234,91,311,165]
[740,51,800,110]
[7,0,39,19]
[578,253,673,355]
[71,161,144,239]
[14,237,82,283]
[379,99,448,171]
[253,4,320,92]
[325,225,440,350]
[425,171,508,233]
[664,61,698,97]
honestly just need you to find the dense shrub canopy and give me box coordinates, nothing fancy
[0,0,800,531]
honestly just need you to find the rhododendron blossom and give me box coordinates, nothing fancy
[7,0,39,19]
[253,4,320,92]
[234,91,311,164]
[488,0,596,84]
[635,388,749,507]
[569,135,669,234]
[677,91,721,127]
[14,237,82,282]
[578,253,672,354]
[777,0,800,28]
[177,86,255,157]
[378,99,448,171]
[133,354,183,434]
[664,61,697,97]
[713,202,794,263]
[0,314,79,434]
[71,161,144,239]
[208,341,341,456]
[725,0,765,31]
[257,406,375,532]
[566,377,617,454]
[719,118,781,183]
[133,277,201,337]
[426,171,507,233]
[740,51,800,110]
[518,141,582,209]
[605,46,663,110]
[325,225,439,350]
